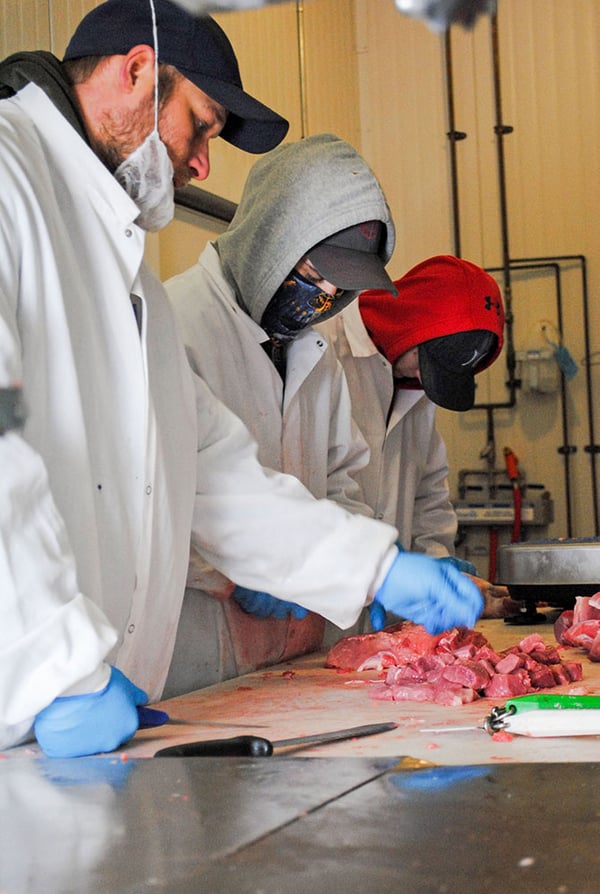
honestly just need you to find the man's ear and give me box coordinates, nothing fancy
[119,45,155,95]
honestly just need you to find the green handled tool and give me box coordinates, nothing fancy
[421,694,600,737]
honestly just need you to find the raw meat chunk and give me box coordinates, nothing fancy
[326,620,584,706]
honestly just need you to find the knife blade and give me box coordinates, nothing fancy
[154,721,398,757]
[420,724,486,734]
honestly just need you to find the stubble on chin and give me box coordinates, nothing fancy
[89,101,153,175]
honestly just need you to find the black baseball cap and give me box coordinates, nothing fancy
[418,329,498,411]
[307,221,397,294]
[63,0,289,153]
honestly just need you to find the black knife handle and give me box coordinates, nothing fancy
[155,735,274,757]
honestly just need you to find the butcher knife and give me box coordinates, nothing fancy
[421,693,600,737]
[154,721,398,757]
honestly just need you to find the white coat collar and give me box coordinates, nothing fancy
[341,300,381,359]
[16,82,146,231]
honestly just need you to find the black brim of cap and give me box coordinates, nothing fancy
[307,243,398,294]
[177,69,289,153]
[418,345,475,411]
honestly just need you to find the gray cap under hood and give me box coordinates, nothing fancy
[216,133,396,325]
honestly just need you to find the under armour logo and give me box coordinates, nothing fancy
[484,295,502,315]
[461,349,486,369]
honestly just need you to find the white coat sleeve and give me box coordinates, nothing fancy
[0,213,117,748]
[189,373,398,629]
[323,353,374,517]
[410,426,458,558]
[0,432,117,749]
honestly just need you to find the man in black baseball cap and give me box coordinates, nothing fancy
[0,0,290,756]
[63,0,289,154]
[0,0,288,231]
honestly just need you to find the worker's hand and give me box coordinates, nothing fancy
[465,574,523,619]
[372,549,484,635]
[232,585,309,620]
[436,555,478,576]
[34,666,147,758]
[368,600,388,631]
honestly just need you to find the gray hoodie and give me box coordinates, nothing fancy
[216,132,395,325]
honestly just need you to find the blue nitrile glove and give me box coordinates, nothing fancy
[232,585,309,620]
[437,555,478,577]
[34,666,148,758]
[372,550,484,635]
[368,600,388,632]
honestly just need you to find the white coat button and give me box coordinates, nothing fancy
[128,624,135,634]
[125,228,133,238]
[146,485,152,495]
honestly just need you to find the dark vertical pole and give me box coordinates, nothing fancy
[490,13,517,407]
[444,28,466,258]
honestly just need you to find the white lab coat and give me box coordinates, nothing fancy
[164,246,375,690]
[167,244,372,510]
[318,301,458,557]
[0,86,396,747]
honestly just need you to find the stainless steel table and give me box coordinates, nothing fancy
[2,754,600,893]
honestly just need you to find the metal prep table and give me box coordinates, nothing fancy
[4,618,600,893]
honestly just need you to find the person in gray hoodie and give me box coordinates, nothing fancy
[165,133,479,692]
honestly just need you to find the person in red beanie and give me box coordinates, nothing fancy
[318,254,520,619]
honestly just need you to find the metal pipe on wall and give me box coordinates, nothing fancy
[174,185,237,224]
[487,261,575,537]
[513,255,599,537]
[295,0,308,139]
[489,12,517,409]
[443,29,466,260]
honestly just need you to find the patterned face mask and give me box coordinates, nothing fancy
[261,271,351,344]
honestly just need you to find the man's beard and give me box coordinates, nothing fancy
[90,99,155,175]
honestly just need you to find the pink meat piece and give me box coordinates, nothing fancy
[369,679,478,706]
[369,681,437,702]
[324,632,404,669]
[328,619,585,706]
[563,620,600,649]
[367,682,397,701]
[385,655,448,686]
[518,633,547,654]
[326,622,441,670]
[573,595,600,624]
[572,596,589,624]
[534,645,561,665]
[473,645,504,666]
[441,660,491,690]
[494,652,524,674]
[589,592,600,610]
[479,658,498,677]
[483,669,532,698]
[384,664,428,685]
[528,666,558,689]
[562,661,583,681]
[437,626,488,654]
[551,665,570,685]
[356,650,401,672]
[554,609,574,644]
[588,631,600,663]
[431,682,479,706]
